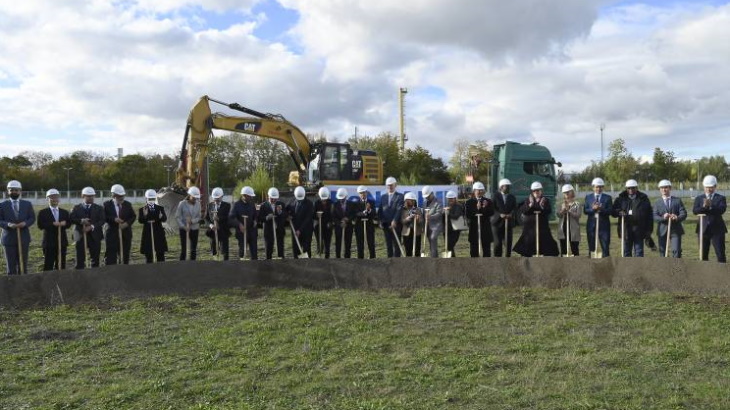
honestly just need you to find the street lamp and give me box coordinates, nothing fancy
[164,165,174,187]
[63,167,73,200]
[694,159,700,191]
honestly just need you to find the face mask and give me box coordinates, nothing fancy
[147,200,156,205]
[9,193,20,200]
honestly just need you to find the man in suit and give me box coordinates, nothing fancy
[612,179,653,257]
[287,186,314,258]
[378,176,404,257]
[104,184,136,265]
[693,175,727,262]
[332,188,354,258]
[464,181,494,257]
[653,179,687,258]
[491,178,517,257]
[584,177,613,257]
[206,187,231,260]
[0,180,36,274]
[37,189,71,270]
[258,187,287,259]
[138,189,168,263]
[70,186,105,269]
[354,185,376,259]
[229,186,258,260]
[313,187,334,258]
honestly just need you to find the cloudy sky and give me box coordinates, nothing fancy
[0,0,728,171]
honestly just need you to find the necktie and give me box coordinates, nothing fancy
[52,207,59,222]
[665,198,670,210]
[388,193,392,206]
[116,203,121,217]
[12,200,19,215]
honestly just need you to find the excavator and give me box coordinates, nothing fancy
[157,95,383,229]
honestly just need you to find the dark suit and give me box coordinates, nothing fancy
[464,196,494,257]
[138,203,168,263]
[653,196,687,258]
[229,199,258,259]
[37,207,71,270]
[258,200,287,259]
[206,200,231,260]
[378,191,404,257]
[693,193,727,262]
[513,197,559,257]
[353,196,376,259]
[612,191,653,257]
[490,191,517,257]
[314,199,334,258]
[70,202,105,269]
[333,199,355,258]
[104,199,136,265]
[287,198,314,258]
[0,198,36,274]
[584,192,613,257]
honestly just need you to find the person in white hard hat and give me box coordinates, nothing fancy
[205,187,231,260]
[491,178,517,257]
[176,186,203,261]
[103,184,135,265]
[354,185,376,259]
[464,181,494,257]
[332,187,354,258]
[584,177,612,257]
[70,187,105,268]
[258,187,287,259]
[421,185,443,258]
[400,191,424,256]
[37,188,71,270]
[693,175,727,262]
[513,181,559,257]
[138,189,168,263]
[0,180,35,274]
[557,184,581,256]
[443,190,465,256]
[230,186,258,260]
[654,180,687,258]
[378,176,404,257]
[612,179,653,257]
[313,187,334,258]
[287,186,314,258]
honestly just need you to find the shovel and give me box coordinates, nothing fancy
[566,205,574,257]
[213,211,221,261]
[289,219,308,258]
[534,211,542,257]
[411,213,417,257]
[392,226,407,256]
[57,220,63,270]
[592,213,602,259]
[421,209,429,257]
[273,217,281,259]
[242,215,248,260]
[665,217,672,258]
[149,220,157,263]
[504,216,509,258]
[620,214,625,257]
[16,227,25,274]
[317,211,323,257]
[698,214,705,261]
[477,213,483,258]
[441,208,451,258]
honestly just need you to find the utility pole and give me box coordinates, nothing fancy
[399,87,408,152]
[600,123,606,166]
[64,167,73,201]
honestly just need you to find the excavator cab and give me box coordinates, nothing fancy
[307,143,382,186]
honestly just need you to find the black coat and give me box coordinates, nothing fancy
[229,199,257,240]
[490,191,517,229]
[205,201,232,238]
[612,190,653,238]
[693,193,728,235]
[512,196,559,257]
[36,207,71,249]
[138,203,168,255]
[69,202,105,242]
[464,197,495,242]
[287,198,314,235]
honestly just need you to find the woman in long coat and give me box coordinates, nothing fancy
[138,189,168,263]
[513,182,559,257]
[557,184,581,256]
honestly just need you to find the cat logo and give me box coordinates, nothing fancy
[352,160,362,169]
[236,122,261,133]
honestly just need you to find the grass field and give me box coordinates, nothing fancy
[3,287,730,409]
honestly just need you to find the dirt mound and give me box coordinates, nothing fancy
[1,257,729,308]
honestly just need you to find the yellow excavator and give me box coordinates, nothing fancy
[158,95,383,229]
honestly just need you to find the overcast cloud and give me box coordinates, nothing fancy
[0,0,728,172]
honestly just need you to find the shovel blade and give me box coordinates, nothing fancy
[299,253,309,259]
[441,251,452,258]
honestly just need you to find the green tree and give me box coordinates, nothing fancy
[348,132,401,180]
[604,139,639,184]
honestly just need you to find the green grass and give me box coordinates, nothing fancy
[2,287,730,409]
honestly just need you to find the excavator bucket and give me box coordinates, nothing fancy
[156,187,186,232]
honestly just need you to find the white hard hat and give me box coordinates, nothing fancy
[625,179,638,188]
[446,190,458,199]
[591,177,605,186]
[472,182,485,191]
[240,186,255,197]
[82,186,96,196]
[187,186,201,198]
[110,184,126,196]
[404,192,417,201]
[498,178,512,187]
[357,185,367,193]
[421,185,433,197]
[46,188,60,197]
[145,189,157,199]
[336,187,348,200]
[294,186,306,200]
[658,179,671,188]
[267,187,280,199]
[211,187,224,199]
[703,175,718,187]
[318,187,331,200]
[385,176,397,186]
[6,180,21,189]
[561,184,574,193]
[531,181,543,191]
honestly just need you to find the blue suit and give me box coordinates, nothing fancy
[378,191,404,257]
[0,198,36,274]
[653,196,687,258]
[693,193,727,262]
[584,192,612,257]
